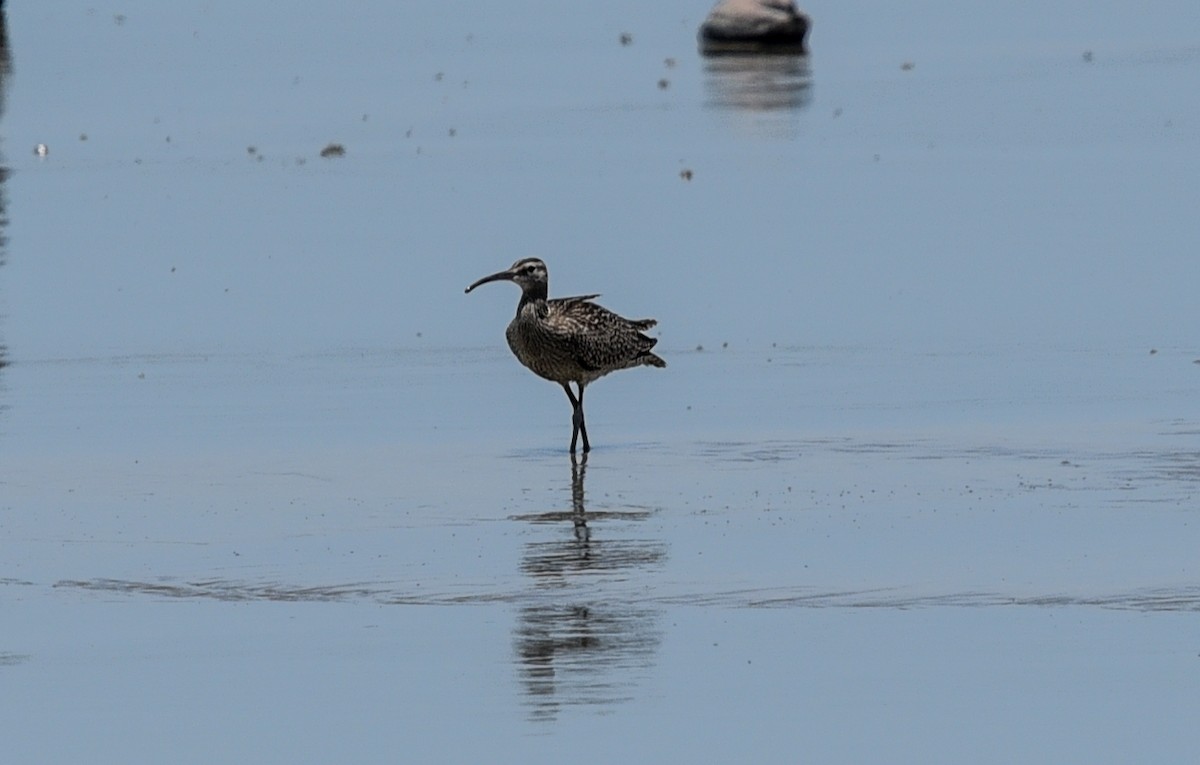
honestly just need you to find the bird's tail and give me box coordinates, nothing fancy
[629,318,657,331]
[641,352,667,368]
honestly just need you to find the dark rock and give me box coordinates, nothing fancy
[699,0,810,55]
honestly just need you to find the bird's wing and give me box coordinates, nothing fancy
[554,293,601,305]
[547,299,658,371]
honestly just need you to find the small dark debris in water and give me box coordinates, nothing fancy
[680,168,693,181]
[416,332,423,338]
[434,72,444,82]
[832,107,842,118]
[686,405,692,410]
[696,344,704,352]
[137,372,145,379]
[900,61,915,71]
[405,128,413,138]
[79,133,88,141]
[448,128,457,137]
[1193,359,1200,365]
[1149,348,1157,355]
[320,143,346,158]
[664,57,677,68]
[362,114,369,122]
[170,266,176,273]
[873,153,881,162]
[1082,50,1094,63]
[1061,460,1071,466]
[658,78,670,90]
[295,157,306,166]
[722,342,728,349]
[165,135,171,143]
[113,13,127,26]
[247,146,257,155]
[619,32,633,46]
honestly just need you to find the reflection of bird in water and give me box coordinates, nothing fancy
[513,453,664,579]
[512,455,663,721]
[465,258,665,453]
[515,602,660,722]
[569,453,590,547]
[0,4,12,374]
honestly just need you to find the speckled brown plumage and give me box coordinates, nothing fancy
[466,257,665,453]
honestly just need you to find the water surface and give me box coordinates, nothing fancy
[2,1,1199,762]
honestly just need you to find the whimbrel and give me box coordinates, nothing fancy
[465,258,665,453]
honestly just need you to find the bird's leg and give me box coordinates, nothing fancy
[562,383,582,453]
[576,383,590,453]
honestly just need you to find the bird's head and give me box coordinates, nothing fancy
[465,258,548,296]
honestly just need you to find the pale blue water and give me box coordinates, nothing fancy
[2,1,1199,762]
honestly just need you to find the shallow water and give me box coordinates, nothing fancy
[2,1,1200,762]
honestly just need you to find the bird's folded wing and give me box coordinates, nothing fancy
[554,293,601,305]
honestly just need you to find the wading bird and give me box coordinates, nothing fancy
[465,258,665,453]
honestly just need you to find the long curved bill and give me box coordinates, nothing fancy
[465,268,516,294]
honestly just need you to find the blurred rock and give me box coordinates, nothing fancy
[699,0,810,54]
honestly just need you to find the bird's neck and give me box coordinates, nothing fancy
[517,283,548,314]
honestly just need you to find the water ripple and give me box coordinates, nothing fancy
[44,577,1200,613]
